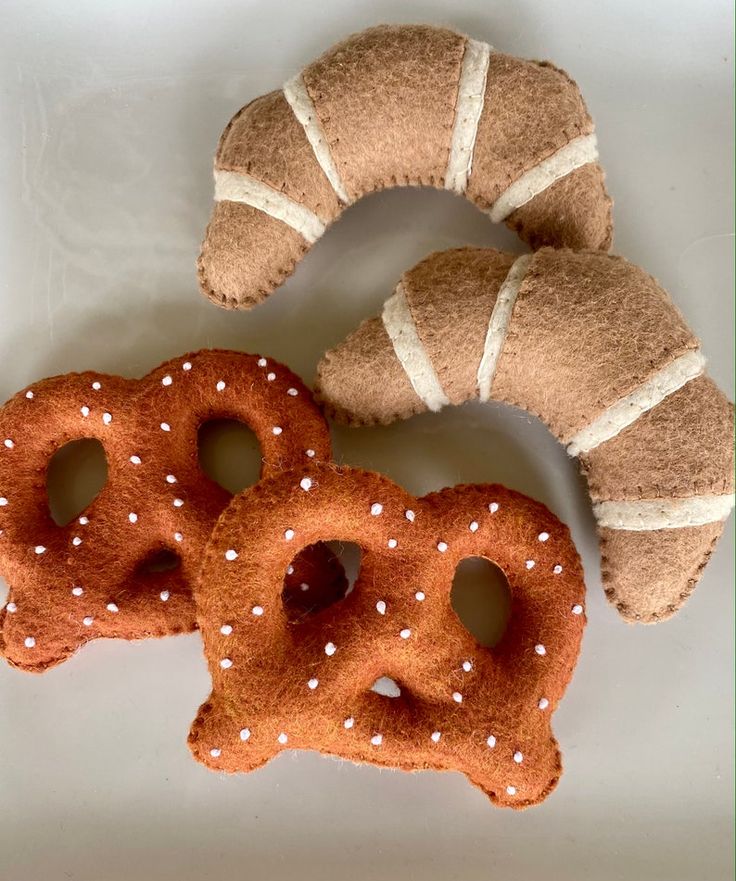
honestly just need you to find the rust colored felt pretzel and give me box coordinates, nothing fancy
[0,350,344,673]
[198,24,612,309]
[316,248,735,623]
[189,463,586,809]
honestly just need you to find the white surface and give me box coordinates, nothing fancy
[0,1,733,879]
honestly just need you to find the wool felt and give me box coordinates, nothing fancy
[315,247,734,623]
[0,350,345,672]
[188,463,586,810]
[198,24,613,310]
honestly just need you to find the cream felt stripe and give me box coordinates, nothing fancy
[382,283,450,412]
[445,39,492,195]
[567,349,706,457]
[283,73,350,205]
[593,494,735,531]
[214,170,326,243]
[488,133,599,223]
[476,254,532,401]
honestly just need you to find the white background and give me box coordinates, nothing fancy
[0,1,733,879]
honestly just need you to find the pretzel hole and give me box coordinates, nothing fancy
[46,438,108,527]
[138,548,181,574]
[371,676,402,698]
[325,541,362,596]
[450,557,512,647]
[197,419,261,495]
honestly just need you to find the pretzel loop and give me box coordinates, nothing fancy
[190,464,586,809]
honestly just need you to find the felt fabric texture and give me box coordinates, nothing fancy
[506,162,612,252]
[598,522,727,623]
[314,248,734,623]
[0,350,344,672]
[198,201,308,310]
[189,463,586,809]
[198,24,613,310]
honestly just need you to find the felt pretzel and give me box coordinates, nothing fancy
[198,24,612,309]
[316,248,735,623]
[188,463,586,810]
[0,349,345,672]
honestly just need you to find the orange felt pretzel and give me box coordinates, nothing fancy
[189,463,586,809]
[0,350,345,673]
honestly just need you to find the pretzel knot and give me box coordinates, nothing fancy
[189,463,586,809]
[0,349,345,673]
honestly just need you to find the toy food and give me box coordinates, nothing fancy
[188,463,586,809]
[0,349,344,672]
[316,247,734,623]
[198,24,612,309]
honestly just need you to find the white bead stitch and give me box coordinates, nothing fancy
[272,426,283,435]
[225,549,238,561]
[34,545,46,554]
[462,660,473,672]
[5,602,17,612]
[182,362,192,371]
[166,474,177,484]
[160,591,170,601]
[486,735,496,748]
[162,375,173,386]
[220,624,233,635]
[514,751,523,763]
[4,439,14,449]
[307,678,319,690]
[370,734,383,746]
[80,406,90,417]
[405,509,415,522]
[287,388,299,397]
[257,358,267,367]
[72,536,82,547]
[525,560,535,569]
[572,604,583,615]
[284,529,295,541]
[71,587,83,597]
[370,503,383,516]
[452,691,463,704]
[506,785,517,796]
[106,603,119,613]
[538,698,549,710]
[24,636,35,648]
[277,732,288,745]
[130,455,142,465]
[160,422,171,432]
[415,591,425,601]
[210,748,221,758]
[220,658,233,669]
[387,538,398,549]
[305,449,316,458]
[535,644,546,656]
[437,541,448,553]
[92,381,102,390]
[538,532,550,542]
[128,513,138,524]
[400,628,411,639]
[240,728,251,741]
[300,477,312,491]
[431,731,442,743]
[553,565,563,575]
[376,600,386,615]
[78,516,89,525]
[83,616,94,626]
[102,412,112,425]
[343,717,354,729]
[325,642,336,656]
[216,381,226,392]
[252,606,264,616]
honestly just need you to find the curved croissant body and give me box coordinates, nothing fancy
[316,248,735,623]
[198,25,612,309]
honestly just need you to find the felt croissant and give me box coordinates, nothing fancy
[198,24,612,309]
[316,248,735,623]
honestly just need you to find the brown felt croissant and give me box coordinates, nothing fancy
[316,248,735,624]
[198,24,612,309]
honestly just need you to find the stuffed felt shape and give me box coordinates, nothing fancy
[316,248,735,624]
[198,24,612,309]
[188,463,586,810]
[0,349,345,672]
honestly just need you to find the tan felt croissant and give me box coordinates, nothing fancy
[198,24,612,309]
[316,248,735,623]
